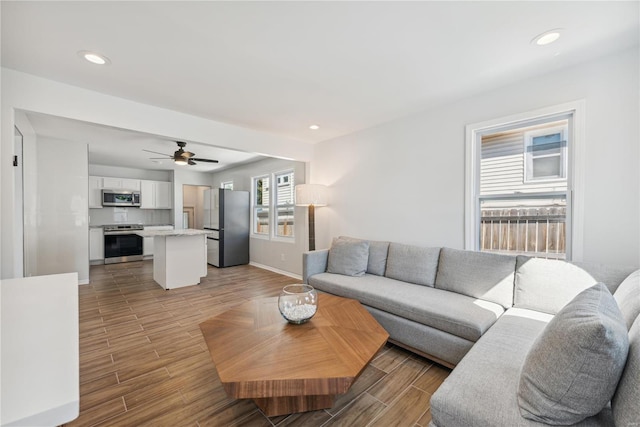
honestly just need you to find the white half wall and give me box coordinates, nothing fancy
[312,48,640,268]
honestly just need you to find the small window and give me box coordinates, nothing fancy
[252,176,270,235]
[274,171,295,238]
[221,181,233,190]
[524,125,567,181]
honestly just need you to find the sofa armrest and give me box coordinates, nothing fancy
[303,249,329,284]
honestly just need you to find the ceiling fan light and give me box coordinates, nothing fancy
[174,158,188,166]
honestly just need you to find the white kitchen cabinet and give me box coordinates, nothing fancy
[140,180,155,209]
[140,180,172,209]
[143,225,174,257]
[89,228,104,260]
[88,176,103,208]
[102,177,140,191]
[155,181,172,208]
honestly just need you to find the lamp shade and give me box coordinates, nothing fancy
[295,184,328,206]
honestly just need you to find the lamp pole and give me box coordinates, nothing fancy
[308,203,316,251]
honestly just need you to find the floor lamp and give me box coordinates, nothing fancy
[295,184,328,251]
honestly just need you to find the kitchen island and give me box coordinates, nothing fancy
[136,228,211,290]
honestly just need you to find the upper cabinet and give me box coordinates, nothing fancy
[140,180,172,209]
[102,177,141,191]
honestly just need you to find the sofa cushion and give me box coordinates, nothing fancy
[430,308,615,427]
[613,269,640,330]
[517,283,629,425]
[384,243,440,287]
[612,315,640,427]
[514,256,599,314]
[337,236,390,276]
[309,272,503,342]
[327,239,369,277]
[435,248,516,308]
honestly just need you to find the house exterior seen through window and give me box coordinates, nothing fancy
[275,171,295,238]
[253,176,269,235]
[478,118,570,259]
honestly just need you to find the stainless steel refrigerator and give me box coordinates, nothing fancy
[203,189,250,267]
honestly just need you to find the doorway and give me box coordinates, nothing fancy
[182,185,211,229]
[14,126,25,276]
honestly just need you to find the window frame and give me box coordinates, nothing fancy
[524,125,568,182]
[273,169,295,241]
[251,170,296,242]
[251,175,270,239]
[220,180,234,190]
[465,101,585,261]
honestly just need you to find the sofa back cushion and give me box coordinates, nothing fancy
[613,269,640,330]
[514,256,599,315]
[517,283,629,425]
[337,236,390,276]
[384,243,440,287]
[434,248,516,308]
[612,315,640,426]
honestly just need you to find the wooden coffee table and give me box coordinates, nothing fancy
[199,293,389,416]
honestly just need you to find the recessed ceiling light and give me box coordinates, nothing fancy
[77,50,111,65]
[309,125,320,130]
[532,29,562,46]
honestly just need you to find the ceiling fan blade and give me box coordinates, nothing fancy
[191,158,219,163]
[143,149,170,156]
[149,157,171,160]
[188,159,196,166]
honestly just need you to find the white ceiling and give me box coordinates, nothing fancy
[2,1,638,170]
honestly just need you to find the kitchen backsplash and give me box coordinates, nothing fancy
[89,207,172,226]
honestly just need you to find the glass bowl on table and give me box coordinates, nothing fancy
[278,284,318,324]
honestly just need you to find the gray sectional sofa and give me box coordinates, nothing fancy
[302,236,640,427]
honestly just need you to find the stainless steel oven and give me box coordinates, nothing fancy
[103,224,144,264]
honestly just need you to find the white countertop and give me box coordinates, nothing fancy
[135,228,212,237]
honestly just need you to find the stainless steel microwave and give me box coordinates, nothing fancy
[102,190,141,207]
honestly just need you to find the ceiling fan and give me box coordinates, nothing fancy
[144,141,219,166]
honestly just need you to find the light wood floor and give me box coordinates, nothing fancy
[64,261,450,427]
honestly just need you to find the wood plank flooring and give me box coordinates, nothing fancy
[64,261,450,427]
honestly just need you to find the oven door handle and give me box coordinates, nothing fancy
[104,231,143,236]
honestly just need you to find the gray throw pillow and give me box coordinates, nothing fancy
[337,236,390,276]
[517,283,629,425]
[327,239,369,277]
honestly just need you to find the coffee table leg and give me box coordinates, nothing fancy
[253,394,335,417]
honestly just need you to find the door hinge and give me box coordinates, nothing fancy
[13,155,18,167]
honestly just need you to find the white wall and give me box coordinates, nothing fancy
[212,158,307,276]
[1,69,313,279]
[89,164,171,182]
[33,137,90,282]
[312,48,640,268]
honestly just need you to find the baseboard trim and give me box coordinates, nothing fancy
[249,262,302,281]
